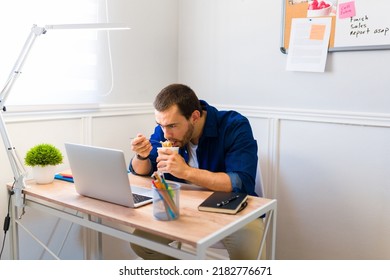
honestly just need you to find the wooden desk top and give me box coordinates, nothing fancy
[17,174,275,247]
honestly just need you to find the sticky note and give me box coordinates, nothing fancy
[339,1,356,19]
[310,24,326,40]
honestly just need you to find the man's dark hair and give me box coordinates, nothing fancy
[153,84,203,119]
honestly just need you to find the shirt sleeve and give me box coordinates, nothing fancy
[227,172,243,193]
[224,118,258,196]
[128,157,154,177]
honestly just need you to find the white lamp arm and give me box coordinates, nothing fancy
[0,112,27,211]
[0,25,46,106]
[0,25,46,214]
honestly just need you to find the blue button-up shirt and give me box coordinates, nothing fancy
[129,100,259,196]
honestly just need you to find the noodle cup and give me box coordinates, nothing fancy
[157,147,179,154]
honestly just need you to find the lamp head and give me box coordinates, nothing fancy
[44,23,130,31]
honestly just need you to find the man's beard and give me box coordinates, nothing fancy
[176,122,194,147]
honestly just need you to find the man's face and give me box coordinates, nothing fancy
[155,105,194,148]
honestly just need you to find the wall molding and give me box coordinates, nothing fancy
[2,103,154,124]
[218,105,390,128]
[4,103,390,128]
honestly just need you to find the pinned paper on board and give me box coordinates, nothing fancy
[286,17,332,72]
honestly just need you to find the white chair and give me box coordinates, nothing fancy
[255,162,265,198]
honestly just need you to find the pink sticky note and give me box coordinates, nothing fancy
[339,1,356,19]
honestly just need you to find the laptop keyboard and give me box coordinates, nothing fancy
[133,193,152,204]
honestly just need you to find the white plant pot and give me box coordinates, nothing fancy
[32,165,56,184]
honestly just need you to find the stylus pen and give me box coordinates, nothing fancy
[217,194,240,207]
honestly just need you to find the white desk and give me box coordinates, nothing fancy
[9,174,277,259]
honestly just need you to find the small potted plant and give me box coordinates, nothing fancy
[25,143,63,184]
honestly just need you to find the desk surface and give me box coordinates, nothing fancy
[20,174,275,248]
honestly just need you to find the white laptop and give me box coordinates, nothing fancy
[64,143,153,208]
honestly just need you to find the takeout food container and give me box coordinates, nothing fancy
[307,0,332,17]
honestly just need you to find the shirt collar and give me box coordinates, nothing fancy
[200,100,218,138]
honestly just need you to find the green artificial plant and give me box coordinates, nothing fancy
[24,143,63,167]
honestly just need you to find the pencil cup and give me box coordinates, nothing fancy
[152,182,180,221]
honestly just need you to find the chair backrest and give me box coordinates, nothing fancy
[255,163,264,197]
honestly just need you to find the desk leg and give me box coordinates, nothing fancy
[96,218,103,258]
[270,207,277,260]
[257,207,277,260]
[83,214,103,259]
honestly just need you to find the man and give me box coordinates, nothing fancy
[129,83,264,259]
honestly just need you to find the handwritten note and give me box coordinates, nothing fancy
[339,1,356,19]
[334,0,390,49]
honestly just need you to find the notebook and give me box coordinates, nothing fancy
[64,143,153,208]
[198,192,248,214]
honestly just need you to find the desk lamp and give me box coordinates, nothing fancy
[0,23,129,218]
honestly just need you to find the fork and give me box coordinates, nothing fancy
[130,137,163,145]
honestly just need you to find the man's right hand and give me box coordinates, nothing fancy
[131,133,152,159]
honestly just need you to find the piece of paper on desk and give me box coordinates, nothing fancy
[286,17,332,73]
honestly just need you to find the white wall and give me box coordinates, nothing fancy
[100,0,179,104]
[178,0,390,114]
[1,0,390,260]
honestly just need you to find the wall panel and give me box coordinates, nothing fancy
[276,120,390,259]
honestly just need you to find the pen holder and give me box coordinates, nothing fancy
[152,182,180,221]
